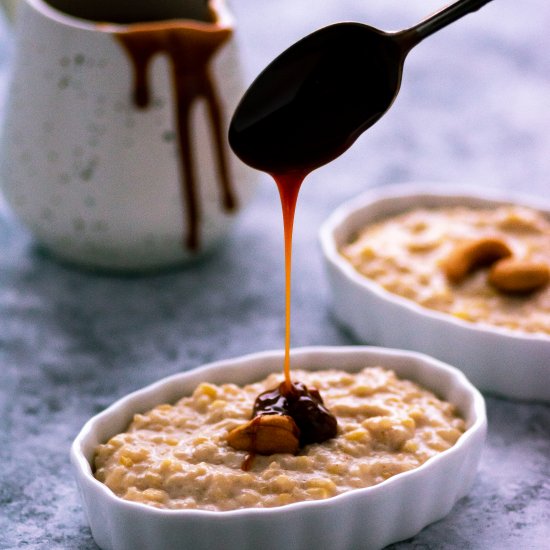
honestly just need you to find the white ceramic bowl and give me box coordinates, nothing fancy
[320,183,550,402]
[71,346,486,550]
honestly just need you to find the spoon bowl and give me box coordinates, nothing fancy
[229,0,494,175]
[229,23,408,174]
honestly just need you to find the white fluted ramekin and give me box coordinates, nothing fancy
[320,184,550,401]
[71,346,486,550]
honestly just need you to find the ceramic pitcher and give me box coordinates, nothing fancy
[0,0,256,271]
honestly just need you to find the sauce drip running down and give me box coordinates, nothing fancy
[265,170,338,443]
[274,171,306,391]
[226,167,338,468]
[115,8,237,250]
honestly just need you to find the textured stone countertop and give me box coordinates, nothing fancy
[0,1,549,548]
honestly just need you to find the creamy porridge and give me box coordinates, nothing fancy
[342,205,550,335]
[94,367,465,511]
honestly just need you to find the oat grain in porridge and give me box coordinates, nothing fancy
[342,205,550,335]
[94,367,465,510]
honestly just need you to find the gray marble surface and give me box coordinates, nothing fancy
[1,0,549,548]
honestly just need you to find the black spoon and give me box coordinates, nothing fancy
[229,0,494,175]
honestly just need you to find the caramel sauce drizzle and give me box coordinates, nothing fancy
[274,171,307,391]
[230,170,338,470]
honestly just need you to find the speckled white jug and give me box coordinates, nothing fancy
[0,0,256,271]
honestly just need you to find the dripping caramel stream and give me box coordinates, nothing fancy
[227,170,338,466]
[273,171,306,391]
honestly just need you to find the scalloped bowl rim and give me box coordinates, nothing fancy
[319,182,550,345]
[71,345,486,521]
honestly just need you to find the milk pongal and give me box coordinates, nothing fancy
[342,205,550,335]
[94,367,465,511]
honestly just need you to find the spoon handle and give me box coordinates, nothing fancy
[403,0,494,46]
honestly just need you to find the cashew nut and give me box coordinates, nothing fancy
[488,258,550,294]
[227,414,300,455]
[441,237,512,283]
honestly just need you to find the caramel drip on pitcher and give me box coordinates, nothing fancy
[115,16,237,251]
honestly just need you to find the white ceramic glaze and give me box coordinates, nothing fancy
[71,346,486,550]
[1,0,19,21]
[0,0,256,270]
[320,183,550,401]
